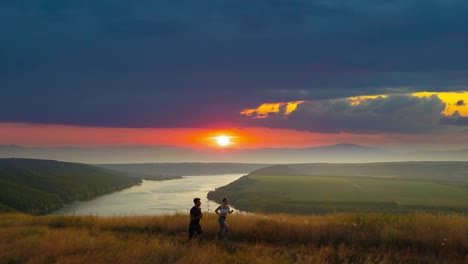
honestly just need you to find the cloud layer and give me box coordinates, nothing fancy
[2,0,468,131]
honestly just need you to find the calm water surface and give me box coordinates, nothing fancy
[53,174,244,216]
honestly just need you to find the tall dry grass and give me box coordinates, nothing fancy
[1,212,467,263]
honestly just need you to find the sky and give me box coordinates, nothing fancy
[2,0,468,152]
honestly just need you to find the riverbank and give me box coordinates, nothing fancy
[53,174,244,216]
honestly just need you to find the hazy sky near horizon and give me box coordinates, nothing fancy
[2,0,468,150]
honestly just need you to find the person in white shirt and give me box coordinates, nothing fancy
[215,197,234,240]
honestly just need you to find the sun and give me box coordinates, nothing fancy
[215,136,230,146]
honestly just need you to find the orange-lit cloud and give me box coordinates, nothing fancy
[347,94,388,106]
[346,92,468,117]
[412,91,468,117]
[240,101,304,119]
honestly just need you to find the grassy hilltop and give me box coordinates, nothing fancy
[2,160,468,263]
[1,212,467,264]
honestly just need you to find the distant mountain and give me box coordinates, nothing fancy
[97,163,270,177]
[249,161,468,185]
[2,144,468,163]
[0,158,140,214]
[0,145,203,164]
[314,143,383,152]
[230,143,390,163]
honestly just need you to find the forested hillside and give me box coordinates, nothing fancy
[0,158,140,214]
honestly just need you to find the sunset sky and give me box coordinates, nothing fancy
[2,1,468,152]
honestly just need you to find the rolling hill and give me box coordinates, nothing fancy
[208,161,468,214]
[0,158,140,214]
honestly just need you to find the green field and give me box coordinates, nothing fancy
[251,175,468,207]
[208,162,468,214]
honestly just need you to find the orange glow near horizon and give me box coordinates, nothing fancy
[0,122,390,150]
[187,129,243,148]
[3,122,468,150]
[412,91,468,117]
[240,101,304,119]
[0,123,200,147]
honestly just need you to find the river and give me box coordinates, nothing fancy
[53,174,244,216]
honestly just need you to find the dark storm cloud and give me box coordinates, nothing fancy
[440,110,468,126]
[243,94,454,133]
[441,117,468,126]
[1,0,468,129]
